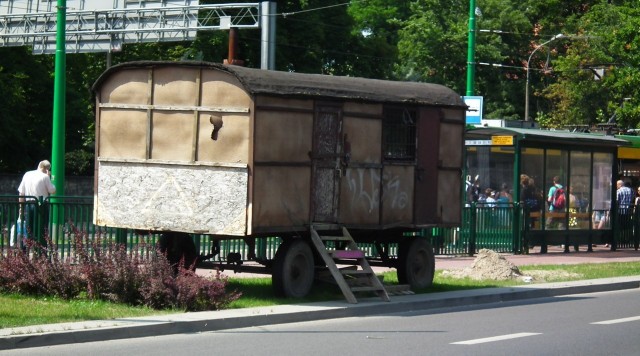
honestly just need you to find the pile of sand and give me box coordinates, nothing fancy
[442,249,523,281]
[441,249,582,282]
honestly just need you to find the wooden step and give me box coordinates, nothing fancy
[340,269,372,275]
[310,224,390,303]
[345,276,373,285]
[350,286,387,293]
[320,235,352,241]
[384,284,415,295]
[332,250,365,259]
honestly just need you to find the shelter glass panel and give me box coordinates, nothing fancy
[521,148,544,230]
[592,152,614,230]
[544,149,568,230]
[569,151,591,229]
[465,146,515,205]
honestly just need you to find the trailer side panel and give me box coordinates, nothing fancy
[96,160,248,235]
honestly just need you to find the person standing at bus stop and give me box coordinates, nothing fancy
[546,176,565,230]
[17,160,56,248]
[616,179,634,244]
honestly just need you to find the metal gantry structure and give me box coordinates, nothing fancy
[0,1,262,53]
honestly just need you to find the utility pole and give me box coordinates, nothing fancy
[51,0,66,197]
[466,0,477,96]
[260,1,276,70]
[50,0,66,240]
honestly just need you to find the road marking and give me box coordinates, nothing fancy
[451,332,541,345]
[591,316,640,325]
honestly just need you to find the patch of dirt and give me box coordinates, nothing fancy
[441,249,582,282]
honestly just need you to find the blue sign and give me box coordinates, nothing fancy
[463,96,483,124]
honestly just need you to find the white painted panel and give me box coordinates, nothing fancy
[95,160,248,235]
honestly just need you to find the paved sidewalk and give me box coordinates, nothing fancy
[435,245,640,270]
[1,248,639,351]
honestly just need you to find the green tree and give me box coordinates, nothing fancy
[272,0,393,77]
[346,0,411,78]
[541,2,640,129]
[395,0,532,119]
[0,47,54,173]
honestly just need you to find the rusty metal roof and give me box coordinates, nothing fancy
[93,61,465,108]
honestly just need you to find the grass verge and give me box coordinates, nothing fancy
[2,261,640,328]
[0,294,176,329]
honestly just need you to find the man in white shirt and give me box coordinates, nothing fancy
[17,160,56,246]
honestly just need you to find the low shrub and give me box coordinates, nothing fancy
[0,226,241,311]
[0,241,83,299]
[141,263,241,312]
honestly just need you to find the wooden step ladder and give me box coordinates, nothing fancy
[310,224,390,304]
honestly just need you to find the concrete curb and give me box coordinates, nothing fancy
[2,276,639,350]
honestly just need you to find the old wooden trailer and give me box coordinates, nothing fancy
[92,61,466,302]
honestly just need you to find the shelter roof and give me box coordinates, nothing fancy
[466,127,630,148]
[616,134,640,148]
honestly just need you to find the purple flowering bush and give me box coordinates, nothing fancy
[0,226,240,311]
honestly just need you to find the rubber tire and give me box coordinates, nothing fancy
[272,239,315,298]
[397,238,435,289]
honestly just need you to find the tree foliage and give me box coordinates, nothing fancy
[542,2,640,128]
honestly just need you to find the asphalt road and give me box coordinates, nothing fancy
[7,288,639,356]
[1,248,639,351]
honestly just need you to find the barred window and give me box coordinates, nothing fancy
[383,108,416,161]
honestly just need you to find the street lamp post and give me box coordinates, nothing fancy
[524,33,564,121]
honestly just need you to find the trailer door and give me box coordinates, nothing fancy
[414,108,441,223]
[311,104,343,222]
[414,107,463,225]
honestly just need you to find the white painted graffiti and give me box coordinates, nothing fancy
[345,167,409,212]
[383,172,409,210]
[346,168,380,213]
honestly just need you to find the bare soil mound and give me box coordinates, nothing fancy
[441,249,582,282]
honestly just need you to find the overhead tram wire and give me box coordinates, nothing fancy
[477,62,525,70]
[279,1,353,18]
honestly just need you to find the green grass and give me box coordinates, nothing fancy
[229,261,640,307]
[0,294,175,329]
[2,261,640,328]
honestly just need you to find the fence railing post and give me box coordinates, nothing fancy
[634,206,640,250]
[612,204,618,251]
[115,228,127,245]
[468,202,476,256]
[513,202,521,254]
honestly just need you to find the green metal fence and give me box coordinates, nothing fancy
[429,203,520,256]
[2,196,637,260]
[0,196,556,260]
[0,196,409,261]
[0,196,263,262]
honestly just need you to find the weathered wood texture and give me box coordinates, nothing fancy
[93,61,466,236]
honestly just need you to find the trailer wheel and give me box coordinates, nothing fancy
[158,232,198,272]
[397,238,435,289]
[272,239,315,298]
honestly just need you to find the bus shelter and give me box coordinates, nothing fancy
[617,135,640,186]
[464,127,629,253]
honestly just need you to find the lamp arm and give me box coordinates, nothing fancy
[524,34,564,121]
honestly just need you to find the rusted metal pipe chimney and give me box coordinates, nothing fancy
[224,28,244,66]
